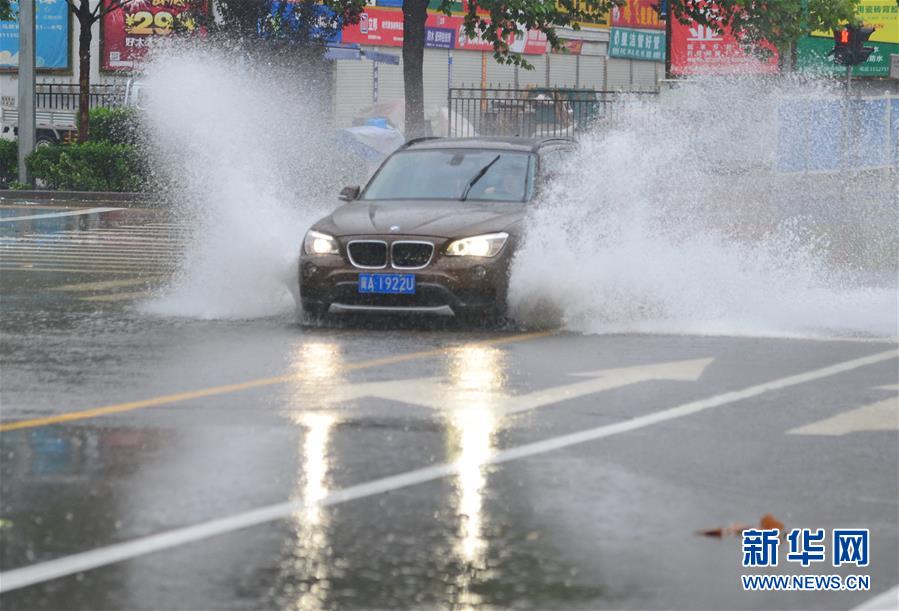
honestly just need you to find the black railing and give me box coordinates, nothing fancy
[447,87,657,138]
[34,83,126,110]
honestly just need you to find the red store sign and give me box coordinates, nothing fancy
[670,20,778,75]
[342,8,548,54]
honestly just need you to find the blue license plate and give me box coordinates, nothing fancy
[358,273,416,294]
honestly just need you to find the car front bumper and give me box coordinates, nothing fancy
[298,238,512,317]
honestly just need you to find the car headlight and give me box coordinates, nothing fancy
[445,232,509,258]
[303,230,339,255]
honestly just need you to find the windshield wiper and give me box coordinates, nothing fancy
[460,155,501,201]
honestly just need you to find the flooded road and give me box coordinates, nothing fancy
[0,205,897,610]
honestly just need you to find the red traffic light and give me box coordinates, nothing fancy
[839,29,850,44]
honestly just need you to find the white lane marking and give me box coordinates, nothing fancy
[0,348,895,594]
[788,385,899,436]
[330,358,713,413]
[0,207,123,223]
[852,585,899,610]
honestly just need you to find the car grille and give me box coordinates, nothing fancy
[347,241,388,268]
[392,242,434,269]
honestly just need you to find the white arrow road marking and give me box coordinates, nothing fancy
[326,357,714,415]
[0,349,895,594]
[788,385,899,436]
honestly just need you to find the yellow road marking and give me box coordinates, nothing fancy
[0,331,554,432]
[51,277,163,292]
[79,291,154,303]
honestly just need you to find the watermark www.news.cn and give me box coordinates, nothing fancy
[740,527,870,592]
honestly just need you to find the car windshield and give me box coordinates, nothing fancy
[362,149,535,202]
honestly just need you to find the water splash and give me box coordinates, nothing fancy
[508,76,898,338]
[138,47,346,319]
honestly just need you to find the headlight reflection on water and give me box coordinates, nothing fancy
[445,345,507,609]
[284,343,344,611]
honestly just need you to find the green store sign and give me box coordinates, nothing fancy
[797,35,899,77]
[609,27,666,61]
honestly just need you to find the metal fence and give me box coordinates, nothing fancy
[34,83,126,110]
[447,87,657,138]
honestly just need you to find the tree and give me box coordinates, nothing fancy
[0,0,13,21]
[670,0,861,71]
[326,0,617,137]
[210,0,362,64]
[65,0,136,143]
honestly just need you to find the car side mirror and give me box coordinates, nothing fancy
[339,185,361,202]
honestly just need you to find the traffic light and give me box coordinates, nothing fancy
[830,26,877,66]
[832,28,853,65]
[850,26,876,64]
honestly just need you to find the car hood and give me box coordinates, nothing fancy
[314,200,526,239]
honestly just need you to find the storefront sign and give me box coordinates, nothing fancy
[810,0,898,44]
[670,19,778,75]
[797,36,899,77]
[343,7,547,54]
[609,27,664,61]
[0,0,70,71]
[565,0,610,29]
[102,0,207,71]
[611,0,664,30]
[552,38,584,54]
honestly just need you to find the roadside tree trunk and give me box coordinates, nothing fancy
[402,0,428,139]
[77,8,92,143]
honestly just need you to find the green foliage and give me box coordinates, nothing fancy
[26,142,147,192]
[671,0,861,59]
[89,106,142,145]
[0,0,13,21]
[322,0,617,70]
[212,0,354,49]
[0,139,16,186]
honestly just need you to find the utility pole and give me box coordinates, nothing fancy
[17,0,36,186]
[664,0,672,78]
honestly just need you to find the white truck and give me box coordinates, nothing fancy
[0,80,140,146]
[0,98,77,146]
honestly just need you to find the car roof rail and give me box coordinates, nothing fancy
[401,136,443,149]
[535,137,577,149]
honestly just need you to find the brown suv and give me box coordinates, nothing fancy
[298,136,575,320]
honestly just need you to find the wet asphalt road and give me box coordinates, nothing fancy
[0,205,897,611]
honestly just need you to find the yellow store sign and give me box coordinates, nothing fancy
[812,0,898,43]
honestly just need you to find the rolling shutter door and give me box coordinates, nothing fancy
[517,54,547,87]
[333,60,374,128]
[486,57,517,88]
[423,48,450,112]
[548,52,578,88]
[451,50,483,88]
[605,57,631,90]
[578,55,605,89]
[631,60,658,91]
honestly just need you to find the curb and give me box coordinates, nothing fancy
[0,190,163,208]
